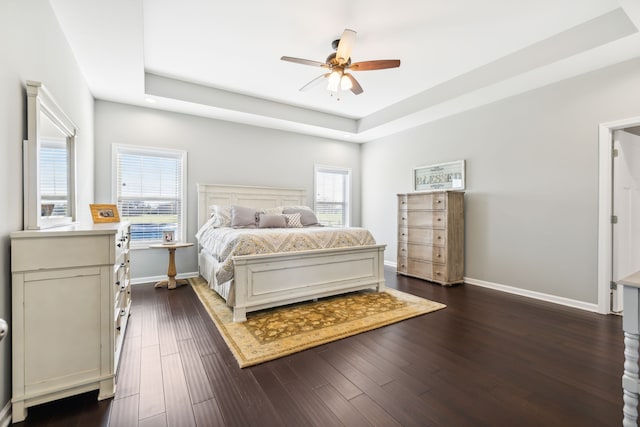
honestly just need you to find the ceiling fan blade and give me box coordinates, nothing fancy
[344,73,363,95]
[300,73,330,91]
[281,56,328,68]
[336,29,356,65]
[349,59,401,71]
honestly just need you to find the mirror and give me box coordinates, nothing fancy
[24,80,77,229]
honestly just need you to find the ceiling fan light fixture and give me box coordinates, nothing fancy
[281,28,400,97]
[327,70,341,92]
[340,74,353,91]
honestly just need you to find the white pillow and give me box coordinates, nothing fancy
[208,204,232,227]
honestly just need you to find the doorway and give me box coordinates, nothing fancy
[598,118,640,314]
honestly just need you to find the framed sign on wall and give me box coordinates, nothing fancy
[413,160,465,192]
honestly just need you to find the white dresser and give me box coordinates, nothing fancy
[397,191,464,285]
[620,270,640,427]
[10,222,131,423]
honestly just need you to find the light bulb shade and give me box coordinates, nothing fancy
[327,71,341,92]
[340,74,353,90]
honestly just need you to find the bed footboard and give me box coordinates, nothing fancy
[231,244,386,322]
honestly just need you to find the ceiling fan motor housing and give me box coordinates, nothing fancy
[326,52,351,67]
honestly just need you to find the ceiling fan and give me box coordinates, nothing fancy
[281,29,400,97]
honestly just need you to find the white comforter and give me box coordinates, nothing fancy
[195,225,377,285]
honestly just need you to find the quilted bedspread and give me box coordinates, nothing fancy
[195,225,377,285]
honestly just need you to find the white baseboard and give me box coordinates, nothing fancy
[463,277,600,313]
[131,271,199,285]
[0,400,11,427]
[383,260,599,313]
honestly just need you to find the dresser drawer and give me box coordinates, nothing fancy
[398,211,446,228]
[407,193,447,210]
[114,264,127,299]
[398,227,446,246]
[399,243,446,263]
[397,256,408,273]
[406,259,448,282]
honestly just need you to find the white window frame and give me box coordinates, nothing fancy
[314,164,351,227]
[112,144,187,249]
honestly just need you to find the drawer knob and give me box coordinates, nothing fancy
[401,264,405,268]
[117,243,122,248]
[120,263,125,267]
[402,217,406,220]
[115,281,120,286]
[437,236,441,239]
[401,233,406,236]
[437,200,442,204]
[436,272,441,275]
[116,326,121,332]
[401,248,405,252]
[437,254,441,258]
[120,309,126,317]
[437,218,441,222]
[120,285,125,291]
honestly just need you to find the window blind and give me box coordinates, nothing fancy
[40,138,69,216]
[315,166,350,227]
[114,145,186,248]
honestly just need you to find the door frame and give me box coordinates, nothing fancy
[598,116,640,313]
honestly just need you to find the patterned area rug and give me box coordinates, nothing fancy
[189,276,446,368]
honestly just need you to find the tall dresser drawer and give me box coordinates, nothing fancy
[398,227,446,246]
[398,211,446,228]
[406,193,447,210]
[398,243,446,263]
[406,259,448,282]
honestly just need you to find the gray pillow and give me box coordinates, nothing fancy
[258,213,287,228]
[282,208,321,227]
[231,205,257,228]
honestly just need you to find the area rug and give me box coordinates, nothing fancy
[189,276,446,368]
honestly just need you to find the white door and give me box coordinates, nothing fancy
[612,130,640,312]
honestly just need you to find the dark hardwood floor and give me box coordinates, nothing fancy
[18,267,624,426]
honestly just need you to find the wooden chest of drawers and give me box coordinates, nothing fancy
[397,191,464,285]
[10,222,131,422]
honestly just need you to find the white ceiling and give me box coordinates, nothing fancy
[49,0,640,142]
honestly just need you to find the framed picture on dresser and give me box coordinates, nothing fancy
[413,160,465,192]
[90,204,120,223]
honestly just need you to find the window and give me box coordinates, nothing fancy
[40,137,70,217]
[314,165,351,227]
[113,144,186,249]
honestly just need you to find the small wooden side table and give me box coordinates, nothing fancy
[149,242,194,290]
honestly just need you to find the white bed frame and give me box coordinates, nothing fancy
[197,183,386,322]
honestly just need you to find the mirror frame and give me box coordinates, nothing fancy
[24,80,78,230]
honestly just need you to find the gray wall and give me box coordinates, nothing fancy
[0,0,95,417]
[361,57,640,304]
[94,101,362,280]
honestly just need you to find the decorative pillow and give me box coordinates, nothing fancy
[261,206,283,215]
[231,205,258,228]
[258,213,287,228]
[282,208,321,227]
[283,205,313,212]
[283,213,303,228]
[209,204,232,227]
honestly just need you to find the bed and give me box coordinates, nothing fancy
[196,183,386,322]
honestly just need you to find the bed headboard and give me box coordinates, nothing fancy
[197,183,307,229]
